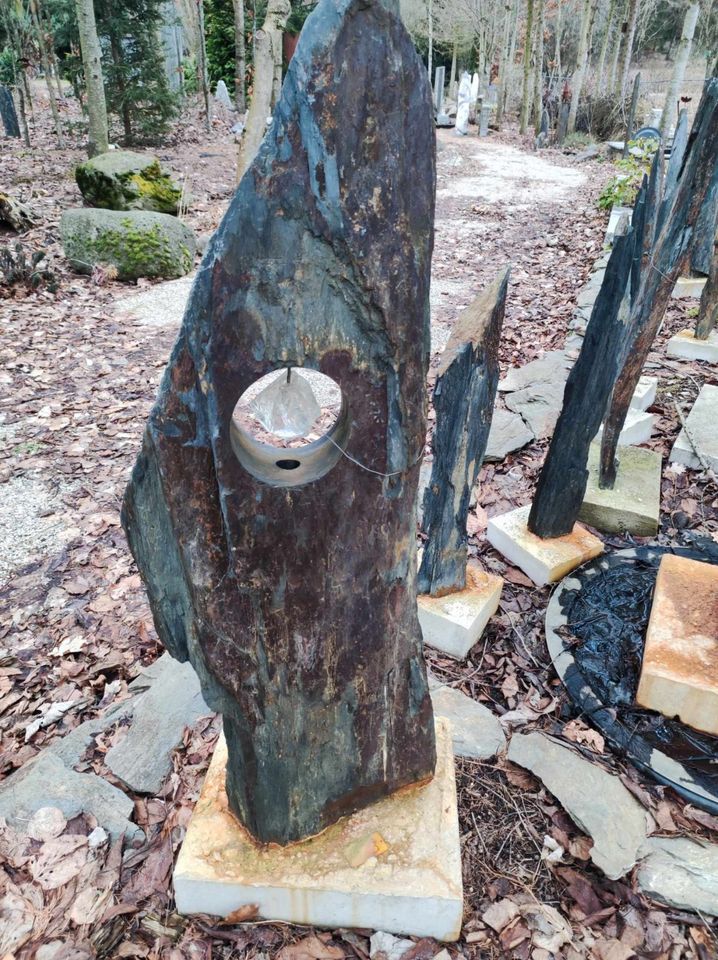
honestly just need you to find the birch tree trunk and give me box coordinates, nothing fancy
[617,0,640,97]
[233,0,246,112]
[533,0,545,131]
[608,0,625,91]
[428,0,433,78]
[660,1,700,134]
[29,0,64,146]
[596,0,616,91]
[496,0,513,128]
[519,0,535,134]
[555,0,562,79]
[196,0,211,133]
[237,0,291,181]
[74,0,109,157]
[567,0,596,134]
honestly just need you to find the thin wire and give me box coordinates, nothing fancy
[326,434,422,479]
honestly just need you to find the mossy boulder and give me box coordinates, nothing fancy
[60,208,196,281]
[75,151,183,215]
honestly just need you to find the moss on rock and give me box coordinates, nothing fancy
[75,151,183,215]
[60,208,196,281]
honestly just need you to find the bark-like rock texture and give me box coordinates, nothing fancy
[122,0,437,845]
[418,269,507,596]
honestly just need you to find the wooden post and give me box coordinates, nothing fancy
[418,269,508,597]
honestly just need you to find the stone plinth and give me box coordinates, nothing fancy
[174,719,463,940]
[669,384,718,472]
[671,277,707,299]
[418,564,503,659]
[487,505,603,587]
[636,554,718,736]
[579,444,661,536]
[666,329,718,363]
[631,376,658,411]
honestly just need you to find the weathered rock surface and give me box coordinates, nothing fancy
[484,407,535,461]
[429,680,505,759]
[508,731,647,879]
[122,0,437,845]
[0,752,135,840]
[504,377,566,439]
[637,836,718,917]
[61,208,196,281]
[418,269,507,595]
[498,351,571,394]
[106,655,208,793]
[75,150,182,214]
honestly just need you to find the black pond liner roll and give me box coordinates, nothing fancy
[545,542,718,815]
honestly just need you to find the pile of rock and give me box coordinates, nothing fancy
[60,151,196,281]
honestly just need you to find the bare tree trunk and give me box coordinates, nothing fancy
[696,238,718,339]
[449,37,458,99]
[608,0,625,91]
[427,0,433,78]
[196,0,211,132]
[15,86,31,145]
[596,0,616,91]
[496,0,513,128]
[75,0,109,156]
[519,0,535,133]
[555,0,562,79]
[617,0,640,97]
[110,34,132,143]
[237,0,291,181]
[660,1,700,134]
[29,0,64,146]
[567,0,597,133]
[533,0,545,130]
[233,0,246,112]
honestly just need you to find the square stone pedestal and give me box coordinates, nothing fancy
[174,719,463,940]
[595,408,655,447]
[666,329,718,364]
[631,376,658,411]
[578,443,661,536]
[636,554,718,736]
[486,505,604,587]
[418,563,503,659]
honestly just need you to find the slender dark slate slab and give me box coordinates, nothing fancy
[122,0,437,845]
[600,79,718,488]
[418,269,508,596]
[0,86,20,139]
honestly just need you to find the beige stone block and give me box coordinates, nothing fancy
[486,505,604,587]
[666,329,718,364]
[636,554,718,736]
[671,277,707,299]
[418,564,503,659]
[174,719,463,940]
[579,443,661,536]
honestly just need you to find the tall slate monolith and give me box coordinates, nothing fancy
[122,0,437,846]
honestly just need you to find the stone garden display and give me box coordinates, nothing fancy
[122,0,462,936]
[214,79,234,110]
[455,72,472,135]
[60,208,196,280]
[417,271,507,658]
[434,65,452,127]
[75,150,183,214]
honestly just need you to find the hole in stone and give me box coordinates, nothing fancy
[230,368,350,488]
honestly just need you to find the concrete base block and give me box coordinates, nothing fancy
[486,505,604,587]
[631,376,658,411]
[579,444,661,536]
[666,329,718,363]
[418,564,503,660]
[595,408,655,447]
[174,719,463,940]
[670,384,718,472]
[671,277,707,299]
[636,554,718,736]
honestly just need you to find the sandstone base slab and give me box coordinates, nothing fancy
[418,564,503,659]
[174,719,463,940]
[579,444,661,536]
[671,277,707,299]
[486,505,604,587]
[636,554,718,736]
[666,329,718,363]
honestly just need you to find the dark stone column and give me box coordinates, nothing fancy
[122,0,437,844]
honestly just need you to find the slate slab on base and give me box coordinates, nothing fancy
[666,329,718,363]
[174,719,463,940]
[579,443,661,536]
[418,565,503,659]
[487,505,603,587]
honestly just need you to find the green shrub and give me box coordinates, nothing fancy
[598,137,659,211]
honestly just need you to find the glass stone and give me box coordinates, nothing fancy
[251,370,321,439]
